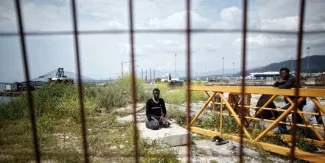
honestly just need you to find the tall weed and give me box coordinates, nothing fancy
[96,76,151,112]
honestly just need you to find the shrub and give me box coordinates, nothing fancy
[0,93,28,120]
[96,76,151,112]
[152,82,206,105]
[166,107,186,125]
[0,83,96,121]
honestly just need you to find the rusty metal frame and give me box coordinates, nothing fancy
[4,0,325,162]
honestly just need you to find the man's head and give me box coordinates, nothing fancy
[152,88,160,100]
[279,67,290,79]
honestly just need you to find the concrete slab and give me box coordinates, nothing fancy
[138,122,189,146]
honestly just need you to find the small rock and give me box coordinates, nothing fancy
[110,146,117,150]
[227,142,238,151]
[119,145,124,149]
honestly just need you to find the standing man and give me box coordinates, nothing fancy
[145,88,170,130]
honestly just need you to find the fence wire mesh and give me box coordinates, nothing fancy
[5,0,314,162]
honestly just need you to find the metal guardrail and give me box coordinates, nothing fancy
[2,0,323,162]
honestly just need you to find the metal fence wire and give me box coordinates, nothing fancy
[3,0,320,162]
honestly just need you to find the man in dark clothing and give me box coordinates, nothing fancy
[273,67,297,89]
[273,67,305,134]
[145,88,170,130]
[256,94,277,119]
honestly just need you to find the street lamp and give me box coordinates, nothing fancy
[121,60,138,77]
[290,56,294,72]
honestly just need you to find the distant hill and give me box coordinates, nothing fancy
[246,55,325,74]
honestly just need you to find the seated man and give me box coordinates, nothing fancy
[273,67,306,134]
[145,88,170,130]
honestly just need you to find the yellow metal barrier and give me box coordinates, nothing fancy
[189,86,325,163]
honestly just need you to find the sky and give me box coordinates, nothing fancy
[0,0,324,82]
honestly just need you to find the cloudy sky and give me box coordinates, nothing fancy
[0,0,324,82]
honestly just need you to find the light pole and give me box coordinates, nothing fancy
[121,60,137,77]
[174,53,177,78]
[222,57,224,77]
[150,68,152,82]
[233,62,235,77]
[307,47,310,76]
[290,56,293,71]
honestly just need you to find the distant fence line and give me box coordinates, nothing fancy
[206,78,325,86]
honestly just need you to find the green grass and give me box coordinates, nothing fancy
[0,77,179,162]
[151,82,207,105]
[0,114,179,162]
[1,76,320,162]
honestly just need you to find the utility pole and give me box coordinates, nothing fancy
[141,69,143,80]
[307,47,310,76]
[145,70,147,81]
[174,53,177,78]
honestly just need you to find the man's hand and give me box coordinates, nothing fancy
[160,114,164,120]
[151,117,159,125]
[279,79,286,83]
[276,79,286,84]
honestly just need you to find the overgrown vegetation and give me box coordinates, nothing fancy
[0,76,322,162]
[95,76,151,112]
[0,76,180,162]
[295,129,318,153]
[166,106,186,126]
[152,82,206,105]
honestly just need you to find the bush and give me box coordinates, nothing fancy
[0,94,28,120]
[0,76,151,121]
[152,83,206,105]
[0,83,96,121]
[96,76,151,112]
[166,107,186,125]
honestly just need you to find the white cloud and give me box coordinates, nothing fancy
[0,0,324,81]
[220,6,242,28]
[261,16,298,30]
